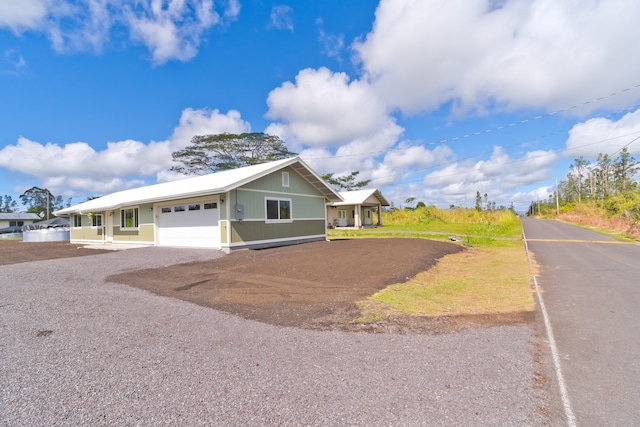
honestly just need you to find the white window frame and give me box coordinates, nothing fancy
[282,171,290,187]
[73,214,82,228]
[265,197,292,223]
[91,214,103,228]
[120,207,139,230]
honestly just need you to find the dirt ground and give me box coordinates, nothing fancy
[1,238,533,334]
[0,240,111,265]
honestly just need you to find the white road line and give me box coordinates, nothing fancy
[523,229,577,427]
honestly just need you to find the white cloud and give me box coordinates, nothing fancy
[125,0,223,64]
[270,5,294,31]
[0,0,49,32]
[395,146,559,209]
[316,18,344,58]
[0,0,237,64]
[565,109,640,159]
[266,67,402,148]
[355,0,640,115]
[0,108,250,197]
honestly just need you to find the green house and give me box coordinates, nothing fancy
[53,157,343,252]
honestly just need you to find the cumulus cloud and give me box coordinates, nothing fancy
[269,5,294,31]
[565,109,640,158]
[407,146,558,209]
[0,108,250,196]
[0,0,238,64]
[355,0,640,115]
[266,67,402,148]
[0,0,49,32]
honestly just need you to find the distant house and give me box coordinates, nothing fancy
[0,212,41,229]
[54,157,343,251]
[327,189,390,228]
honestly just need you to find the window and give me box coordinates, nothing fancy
[174,205,185,212]
[204,202,217,210]
[282,171,290,187]
[9,221,24,227]
[266,198,291,221]
[92,214,103,228]
[73,215,82,228]
[120,207,139,229]
[161,207,172,213]
[188,204,200,211]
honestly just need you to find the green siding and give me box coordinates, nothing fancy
[228,168,325,221]
[241,166,320,195]
[220,221,228,244]
[233,190,324,220]
[70,226,103,241]
[231,220,325,243]
[113,224,154,242]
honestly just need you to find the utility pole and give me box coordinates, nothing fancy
[556,179,560,215]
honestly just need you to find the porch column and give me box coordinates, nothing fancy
[377,204,382,226]
[354,204,362,228]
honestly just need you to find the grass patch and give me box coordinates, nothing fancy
[330,207,523,248]
[331,208,535,321]
[359,243,535,319]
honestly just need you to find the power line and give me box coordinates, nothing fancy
[368,130,640,186]
[304,84,640,161]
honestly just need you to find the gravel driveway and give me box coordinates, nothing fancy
[1,247,547,426]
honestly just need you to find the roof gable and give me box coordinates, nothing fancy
[54,157,342,215]
[330,189,390,206]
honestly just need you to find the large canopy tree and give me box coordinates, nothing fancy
[19,187,69,219]
[171,132,297,175]
[321,171,371,191]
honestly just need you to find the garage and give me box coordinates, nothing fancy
[157,200,220,248]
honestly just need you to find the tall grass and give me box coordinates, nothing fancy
[380,207,522,240]
[331,207,522,247]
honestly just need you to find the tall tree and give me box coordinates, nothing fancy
[595,153,613,199]
[1,195,18,213]
[171,132,297,175]
[321,171,371,191]
[613,147,639,193]
[19,187,67,219]
[570,156,590,203]
[475,191,482,211]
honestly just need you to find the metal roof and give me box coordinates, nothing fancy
[0,212,41,220]
[329,189,390,207]
[54,157,343,215]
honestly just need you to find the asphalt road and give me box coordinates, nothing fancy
[522,217,640,426]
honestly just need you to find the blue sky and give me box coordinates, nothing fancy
[2,0,640,213]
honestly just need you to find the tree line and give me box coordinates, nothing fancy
[530,147,640,217]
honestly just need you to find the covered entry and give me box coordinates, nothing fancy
[158,199,220,248]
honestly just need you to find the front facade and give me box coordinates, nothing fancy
[54,158,342,252]
[0,212,41,228]
[327,189,390,228]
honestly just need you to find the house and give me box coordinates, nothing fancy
[53,157,343,252]
[0,212,41,229]
[327,189,390,228]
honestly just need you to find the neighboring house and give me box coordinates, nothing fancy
[0,212,41,229]
[327,189,390,228]
[53,157,343,251]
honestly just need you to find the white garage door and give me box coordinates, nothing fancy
[158,200,220,248]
